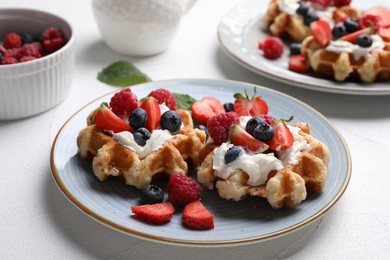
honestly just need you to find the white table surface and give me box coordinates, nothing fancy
[1,0,390,259]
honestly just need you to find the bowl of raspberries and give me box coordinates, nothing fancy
[0,8,75,120]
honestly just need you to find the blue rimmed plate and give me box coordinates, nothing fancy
[50,79,351,246]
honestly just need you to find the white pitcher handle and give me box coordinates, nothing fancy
[184,0,197,13]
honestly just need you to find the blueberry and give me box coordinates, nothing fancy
[245,116,266,136]
[253,123,274,142]
[0,51,3,63]
[344,19,359,33]
[196,124,209,141]
[224,146,244,164]
[129,108,147,129]
[223,102,234,112]
[296,2,309,16]
[136,127,151,140]
[133,132,147,146]
[140,185,164,204]
[20,33,34,44]
[160,110,182,132]
[304,12,319,26]
[355,34,373,48]
[332,23,347,39]
[290,43,302,55]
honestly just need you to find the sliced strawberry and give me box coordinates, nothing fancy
[333,0,351,7]
[182,201,214,230]
[140,97,161,132]
[379,27,390,41]
[364,6,390,28]
[191,97,224,125]
[288,55,308,74]
[233,88,268,117]
[131,202,175,225]
[94,103,132,133]
[267,118,294,151]
[340,27,370,43]
[230,124,269,153]
[310,20,332,48]
[358,14,380,33]
[202,97,225,114]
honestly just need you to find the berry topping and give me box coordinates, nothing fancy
[133,132,147,146]
[343,19,360,33]
[364,7,390,28]
[259,114,277,125]
[20,33,34,44]
[304,12,319,26]
[288,55,308,74]
[182,201,214,230]
[136,127,151,140]
[0,50,3,63]
[358,14,380,33]
[253,122,274,142]
[42,27,66,53]
[131,202,174,225]
[310,20,332,48]
[140,97,161,132]
[21,43,42,58]
[191,97,224,125]
[233,88,268,116]
[289,43,301,55]
[1,56,17,65]
[4,33,22,49]
[129,107,148,129]
[109,88,139,118]
[168,173,201,207]
[296,2,309,16]
[140,185,164,204]
[94,103,132,133]
[224,146,244,164]
[223,102,234,112]
[147,88,177,110]
[333,0,352,7]
[245,116,266,136]
[355,34,373,48]
[332,23,348,38]
[258,36,284,60]
[311,0,332,9]
[202,97,225,114]
[230,124,269,153]
[207,111,240,144]
[160,110,182,132]
[267,117,294,151]
[340,27,370,43]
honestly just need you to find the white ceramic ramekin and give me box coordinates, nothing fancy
[0,8,75,120]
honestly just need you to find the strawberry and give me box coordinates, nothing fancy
[94,103,132,133]
[191,97,224,125]
[131,202,175,225]
[310,20,332,48]
[340,28,370,43]
[182,201,214,230]
[140,97,161,132]
[233,88,268,117]
[358,14,380,33]
[364,7,390,28]
[311,0,332,9]
[333,0,351,7]
[230,124,269,153]
[379,27,390,41]
[267,117,294,151]
[207,112,240,144]
[288,55,308,74]
[168,173,201,207]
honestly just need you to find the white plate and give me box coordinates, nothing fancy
[50,79,351,246]
[217,0,390,95]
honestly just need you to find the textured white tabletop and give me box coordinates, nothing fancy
[1,0,390,259]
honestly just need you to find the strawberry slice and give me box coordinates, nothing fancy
[131,202,175,225]
[288,55,308,74]
[340,27,370,43]
[202,97,225,114]
[267,117,294,151]
[364,6,390,28]
[310,20,332,48]
[94,103,132,133]
[182,201,214,230]
[140,97,161,132]
[379,27,390,41]
[233,88,268,117]
[230,124,269,153]
[191,97,224,125]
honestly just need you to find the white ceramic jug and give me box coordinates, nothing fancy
[92,0,196,56]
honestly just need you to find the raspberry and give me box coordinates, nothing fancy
[333,0,351,7]
[259,36,284,60]
[42,27,66,53]
[109,88,139,118]
[259,114,276,125]
[4,33,22,49]
[168,173,201,207]
[22,43,42,58]
[147,89,176,110]
[6,47,23,59]
[19,56,37,63]
[1,56,18,65]
[207,111,240,144]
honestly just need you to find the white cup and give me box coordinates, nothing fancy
[92,0,196,56]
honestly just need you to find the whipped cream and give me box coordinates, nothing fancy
[212,143,283,186]
[277,0,300,16]
[326,35,385,60]
[277,125,310,165]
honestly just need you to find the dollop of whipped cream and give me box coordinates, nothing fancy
[326,35,385,60]
[112,129,174,159]
[277,125,310,165]
[212,143,283,186]
[277,0,300,16]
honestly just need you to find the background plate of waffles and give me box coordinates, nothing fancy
[218,0,390,95]
[51,79,351,246]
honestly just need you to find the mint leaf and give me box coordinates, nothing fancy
[173,93,196,110]
[98,61,151,87]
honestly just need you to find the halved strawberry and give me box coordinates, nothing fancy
[140,97,161,132]
[182,201,214,230]
[233,88,268,117]
[191,97,224,125]
[379,27,390,41]
[340,27,370,43]
[288,55,308,74]
[131,202,175,225]
[310,20,332,48]
[94,103,132,133]
[358,14,380,33]
[202,97,225,114]
[364,6,390,28]
[267,117,294,151]
[230,124,269,153]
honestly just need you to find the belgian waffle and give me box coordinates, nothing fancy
[197,122,330,208]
